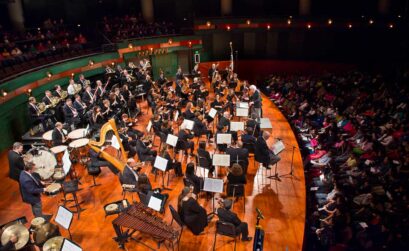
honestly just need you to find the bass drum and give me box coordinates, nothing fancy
[24,147,57,180]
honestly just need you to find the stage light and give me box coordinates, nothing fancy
[267,25,271,30]
[369,19,374,25]
[77,24,81,27]
[289,16,293,19]
[26,89,32,96]
[37,27,41,31]
[46,72,52,79]
[246,20,251,25]
[206,21,211,27]
[307,24,311,29]
[389,24,394,29]
[328,19,333,25]
[227,25,231,31]
[397,15,401,18]
[287,19,292,25]
[348,24,352,29]
[111,62,115,66]
[71,73,75,77]
[2,90,8,97]
[88,60,94,66]
[188,41,192,47]
[128,43,133,49]
[168,38,173,44]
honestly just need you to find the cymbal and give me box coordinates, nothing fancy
[31,217,45,228]
[43,236,64,251]
[1,224,29,250]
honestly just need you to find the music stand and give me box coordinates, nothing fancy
[277,140,299,180]
[60,238,82,251]
[147,193,163,212]
[267,140,285,181]
[55,205,74,240]
[153,156,171,191]
[203,178,224,216]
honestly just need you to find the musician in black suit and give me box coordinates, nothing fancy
[218,111,231,131]
[73,94,87,116]
[53,85,63,98]
[217,199,252,241]
[8,142,25,181]
[162,145,183,177]
[134,137,157,163]
[157,72,167,87]
[178,185,208,235]
[246,113,260,137]
[197,141,214,174]
[193,114,213,141]
[19,162,47,218]
[178,127,195,156]
[120,159,141,190]
[89,147,119,175]
[255,131,281,169]
[226,141,249,173]
[27,97,54,130]
[51,122,66,146]
[42,90,53,105]
[241,127,257,145]
[208,63,217,82]
[82,85,94,106]
[63,99,80,127]
[176,67,184,81]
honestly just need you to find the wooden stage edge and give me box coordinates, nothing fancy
[0,89,305,251]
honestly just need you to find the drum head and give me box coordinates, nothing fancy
[69,138,89,148]
[26,147,57,180]
[105,204,119,212]
[68,128,86,139]
[31,217,45,228]
[45,183,62,193]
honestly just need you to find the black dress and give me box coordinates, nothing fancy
[180,197,208,235]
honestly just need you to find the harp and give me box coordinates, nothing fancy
[88,119,127,172]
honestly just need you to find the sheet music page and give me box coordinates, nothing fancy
[217,133,232,144]
[212,154,230,166]
[55,206,73,230]
[195,166,209,178]
[154,156,168,171]
[237,102,249,109]
[273,140,285,155]
[181,119,195,130]
[236,107,249,117]
[61,239,82,251]
[230,122,244,131]
[209,108,217,118]
[174,111,179,122]
[146,120,152,132]
[260,118,272,129]
[62,150,71,175]
[166,134,178,147]
[203,178,224,193]
[148,196,162,212]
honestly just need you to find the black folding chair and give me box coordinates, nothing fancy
[169,204,184,251]
[213,220,240,251]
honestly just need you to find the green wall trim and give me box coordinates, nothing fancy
[117,35,202,49]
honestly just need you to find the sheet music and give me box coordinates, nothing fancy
[230,122,244,131]
[259,118,273,129]
[62,150,71,175]
[166,134,178,147]
[195,166,209,178]
[181,119,195,130]
[111,135,121,150]
[272,140,285,155]
[146,120,152,132]
[203,178,224,193]
[236,107,248,117]
[154,156,168,171]
[237,102,249,109]
[216,133,232,144]
[84,124,89,136]
[208,108,217,118]
[148,196,162,212]
[61,239,82,251]
[212,154,230,166]
[55,206,73,230]
[174,111,179,122]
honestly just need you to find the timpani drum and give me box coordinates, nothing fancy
[68,128,87,140]
[42,129,67,147]
[44,183,62,196]
[69,138,90,164]
[50,145,68,166]
[52,168,65,181]
[24,147,57,180]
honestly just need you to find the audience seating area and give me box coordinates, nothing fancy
[262,72,409,250]
[0,19,91,79]
[102,15,177,42]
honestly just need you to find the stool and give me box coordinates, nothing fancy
[87,164,101,187]
[62,180,85,219]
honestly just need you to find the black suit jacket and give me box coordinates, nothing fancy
[42,96,52,105]
[8,150,25,181]
[82,91,94,105]
[197,148,211,168]
[19,171,44,205]
[52,128,64,146]
[63,104,76,122]
[255,136,271,164]
[217,207,242,227]
[218,116,230,131]
[250,90,262,108]
[226,147,249,168]
[121,165,138,186]
[73,100,85,114]
[28,104,39,119]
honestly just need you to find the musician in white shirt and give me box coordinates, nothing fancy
[67,79,76,95]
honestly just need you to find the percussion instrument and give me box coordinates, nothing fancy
[68,128,87,140]
[44,183,62,196]
[42,129,67,147]
[25,147,57,180]
[69,138,90,164]
[30,217,45,229]
[32,221,59,246]
[43,236,64,251]
[105,203,119,214]
[68,138,89,148]
[1,223,29,250]
[50,145,68,166]
[52,168,65,181]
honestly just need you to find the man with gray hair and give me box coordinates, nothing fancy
[249,84,262,117]
[255,131,281,170]
[8,142,25,181]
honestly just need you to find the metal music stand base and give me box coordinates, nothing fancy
[266,162,281,182]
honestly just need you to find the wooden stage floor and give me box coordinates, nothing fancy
[0,93,305,251]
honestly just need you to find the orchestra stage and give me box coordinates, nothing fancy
[0,88,305,251]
